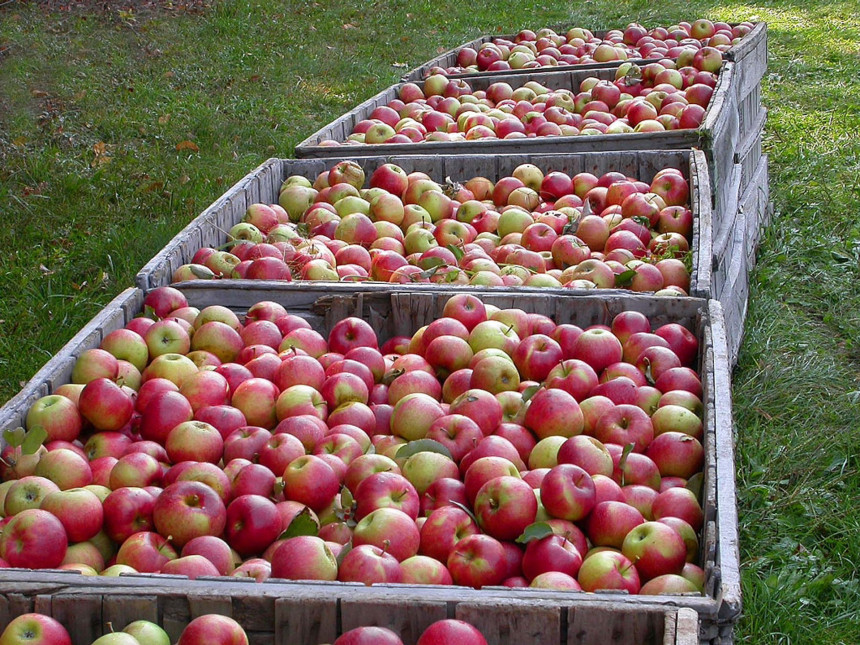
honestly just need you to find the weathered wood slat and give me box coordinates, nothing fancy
[340,599,448,645]
[456,601,561,645]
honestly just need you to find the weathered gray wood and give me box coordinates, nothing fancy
[49,594,104,643]
[567,603,665,645]
[102,594,160,630]
[457,601,561,645]
[187,593,233,619]
[673,607,701,645]
[340,599,447,645]
[274,597,339,645]
[708,300,742,623]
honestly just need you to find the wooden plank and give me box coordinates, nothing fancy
[340,599,447,645]
[274,596,338,645]
[49,594,104,643]
[708,300,743,621]
[457,601,561,645]
[567,603,665,645]
[674,607,700,645]
[187,593,233,618]
[102,594,160,630]
[232,594,275,632]
[161,594,192,642]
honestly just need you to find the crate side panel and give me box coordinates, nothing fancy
[274,597,339,645]
[50,594,104,643]
[567,604,666,645]
[456,601,561,645]
[103,594,161,629]
[340,599,447,645]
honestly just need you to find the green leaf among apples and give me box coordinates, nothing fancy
[515,521,555,544]
[280,507,320,539]
[396,438,453,461]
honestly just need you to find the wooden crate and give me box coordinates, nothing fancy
[0,577,700,645]
[0,288,740,644]
[714,155,770,364]
[293,64,705,158]
[401,22,766,84]
[133,149,714,298]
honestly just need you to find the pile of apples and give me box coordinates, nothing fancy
[174,160,693,294]
[0,613,247,645]
[0,613,488,645]
[426,20,756,75]
[314,48,722,148]
[0,289,707,597]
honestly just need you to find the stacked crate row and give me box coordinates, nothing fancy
[0,286,736,643]
[0,19,768,645]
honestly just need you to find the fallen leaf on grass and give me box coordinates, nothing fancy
[12,136,26,147]
[30,89,48,98]
[158,114,170,124]
[342,23,356,29]
[39,264,54,276]
[92,141,112,166]
[176,140,199,152]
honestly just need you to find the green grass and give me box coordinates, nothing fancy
[2,0,859,642]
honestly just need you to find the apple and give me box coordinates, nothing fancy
[181,535,238,575]
[153,480,227,548]
[176,615,249,645]
[334,626,405,645]
[540,463,597,521]
[577,549,641,594]
[473,475,538,541]
[102,486,157,542]
[78,377,135,432]
[651,486,704,531]
[523,387,584,439]
[24,394,83,443]
[34,448,92,490]
[283,455,341,511]
[522,533,584,581]
[39,487,103,543]
[442,294,487,331]
[593,404,654,453]
[138,390,194,443]
[416,620,488,645]
[270,535,338,581]
[338,544,403,585]
[446,533,507,589]
[122,620,171,645]
[224,494,281,557]
[353,507,420,562]
[0,614,72,645]
[621,520,687,580]
[0,508,67,569]
[587,500,646,548]
[401,451,460,497]
[400,554,453,586]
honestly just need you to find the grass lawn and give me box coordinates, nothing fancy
[2,0,859,642]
